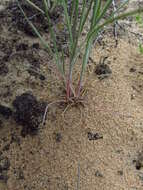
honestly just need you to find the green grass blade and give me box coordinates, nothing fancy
[25,0,44,14]
[96,0,113,24]
[69,0,86,63]
[110,0,129,19]
[76,40,93,97]
[72,0,79,40]
[17,0,52,53]
[70,0,93,67]
[70,1,76,23]
[43,0,64,75]
[88,7,143,43]
[77,0,86,35]
[62,0,73,52]
[78,0,94,35]
[91,0,101,27]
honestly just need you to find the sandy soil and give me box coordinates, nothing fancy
[0,1,143,190]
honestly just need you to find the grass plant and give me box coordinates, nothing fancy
[17,0,143,101]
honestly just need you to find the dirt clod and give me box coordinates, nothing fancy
[16,43,29,51]
[87,132,103,141]
[0,120,2,128]
[0,171,9,183]
[8,0,62,36]
[54,132,62,143]
[0,105,12,119]
[117,170,123,176]
[95,170,103,177]
[0,157,10,171]
[32,43,40,49]
[12,92,46,136]
[0,156,10,183]
[14,168,24,180]
[0,62,8,76]
[130,67,136,72]
[134,151,143,170]
[95,63,112,78]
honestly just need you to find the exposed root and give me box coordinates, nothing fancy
[41,93,87,127]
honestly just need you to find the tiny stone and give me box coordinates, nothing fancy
[88,132,103,141]
[39,74,46,81]
[117,170,123,176]
[32,43,39,49]
[55,133,62,142]
[0,105,12,119]
[95,170,103,177]
[0,157,10,171]
[130,68,136,72]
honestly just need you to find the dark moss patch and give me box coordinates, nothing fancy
[12,92,46,137]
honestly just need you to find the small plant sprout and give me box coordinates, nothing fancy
[17,0,143,101]
[136,13,143,54]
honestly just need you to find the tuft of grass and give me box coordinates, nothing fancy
[136,13,143,54]
[17,0,143,101]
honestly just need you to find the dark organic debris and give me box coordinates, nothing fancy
[54,132,62,143]
[129,67,136,73]
[134,151,143,170]
[12,92,46,137]
[95,170,103,177]
[0,105,12,119]
[0,37,14,61]
[0,156,10,183]
[95,56,112,79]
[10,133,21,145]
[0,171,9,183]
[87,132,103,141]
[32,43,40,49]
[117,170,123,176]
[0,120,2,127]
[8,0,62,36]
[0,157,10,171]
[16,43,29,51]
[27,68,46,80]
[95,63,112,78]
[14,168,24,180]
[2,144,10,152]
[39,74,46,81]
[0,62,9,76]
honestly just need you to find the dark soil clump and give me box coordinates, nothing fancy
[12,92,46,137]
[0,156,10,183]
[0,62,9,76]
[0,105,12,119]
[95,63,112,78]
[8,0,62,36]
[135,151,143,170]
[16,42,29,51]
[87,132,103,141]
